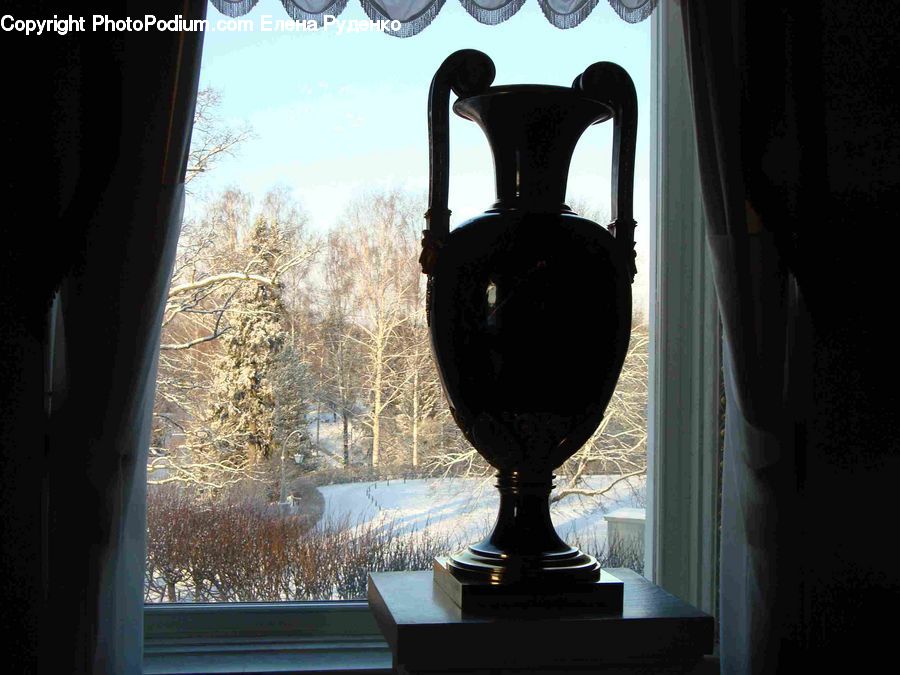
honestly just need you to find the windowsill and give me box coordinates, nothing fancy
[144,601,391,675]
[145,638,390,675]
[145,637,390,674]
[143,596,720,674]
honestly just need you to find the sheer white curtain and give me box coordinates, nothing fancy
[211,0,655,35]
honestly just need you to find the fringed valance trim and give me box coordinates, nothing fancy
[458,0,526,26]
[280,0,350,25]
[208,0,655,36]
[360,0,448,38]
[537,0,599,30]
[210,0,260,18]
[607,0,656,24]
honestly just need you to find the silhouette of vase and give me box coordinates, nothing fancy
[423,51,638,585]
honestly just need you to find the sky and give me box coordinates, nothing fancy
[192,0,651,304]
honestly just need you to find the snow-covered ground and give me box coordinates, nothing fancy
[317,475,645,552]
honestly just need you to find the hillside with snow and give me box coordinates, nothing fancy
[317,475,645,553]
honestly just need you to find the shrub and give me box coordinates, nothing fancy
[146,484,644,602]
[146,485,460,602]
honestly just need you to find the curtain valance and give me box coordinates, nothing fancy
[210,0,655,36]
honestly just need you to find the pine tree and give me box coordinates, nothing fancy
[208,216,287,471]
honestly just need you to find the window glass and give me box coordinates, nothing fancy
[146,0,650,603]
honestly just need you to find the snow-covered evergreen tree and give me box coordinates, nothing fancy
[208,216,288,470]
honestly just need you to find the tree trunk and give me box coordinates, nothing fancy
[342,411,350,467]
[372,392,380,468]
[412,365,419,468]
[372,344,382,467]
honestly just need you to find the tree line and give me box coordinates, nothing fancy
[149,89,648,504]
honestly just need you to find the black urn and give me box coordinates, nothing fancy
[422,51,638,587]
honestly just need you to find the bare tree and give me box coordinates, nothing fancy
[387,210,441,470]
[185,87,254,189]
[393,309,441,468]
[337,191,420,467]
[313,229,364,467]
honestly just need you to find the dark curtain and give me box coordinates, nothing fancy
[681,1,900,671]
[1,1,206,672]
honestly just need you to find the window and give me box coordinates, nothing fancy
[144,1,718,671]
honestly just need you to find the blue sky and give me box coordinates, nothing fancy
[193,0,650,300]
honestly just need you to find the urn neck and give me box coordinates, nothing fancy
[454,86,612,212]
[485,471,567,555]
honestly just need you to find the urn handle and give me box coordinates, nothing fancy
[574,62,638,282]
[421,50,496,276]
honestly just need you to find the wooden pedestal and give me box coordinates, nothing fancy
[368,568,715,674]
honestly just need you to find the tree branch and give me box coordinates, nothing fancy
[550,469,646,504]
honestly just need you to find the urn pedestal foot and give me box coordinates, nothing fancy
[432,471,624,614]
[433,557,624,614]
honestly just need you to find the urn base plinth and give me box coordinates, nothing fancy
[433,557,624,615]
[447,540,602,584]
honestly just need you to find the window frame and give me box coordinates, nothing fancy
[645,0,721,616]
[144,4,721,670]
[144,601,391,673]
